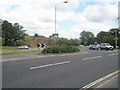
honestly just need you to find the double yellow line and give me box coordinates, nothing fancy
[80,70,120,90]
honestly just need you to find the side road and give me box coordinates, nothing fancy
[2,47,88,62]
[2,51,88,62]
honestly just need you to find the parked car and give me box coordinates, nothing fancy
[18,45,29,49]
[79,45,84,47]
[89,45,99,50]
[100,43,113,51]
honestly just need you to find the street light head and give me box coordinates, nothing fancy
[64,1,68,3]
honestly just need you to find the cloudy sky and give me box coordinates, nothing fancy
[0,0,119,39]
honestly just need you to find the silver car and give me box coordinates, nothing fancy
[18,45,29,49]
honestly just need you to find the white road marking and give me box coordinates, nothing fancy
[109,53,118,56]
[83,56,102,61]
[89,56,102,59]
[83,58,89,60]
[30,61,71,70]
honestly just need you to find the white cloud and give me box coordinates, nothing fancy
[83,3,118,23]
[0,0,118,39]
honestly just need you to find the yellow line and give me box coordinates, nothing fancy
[79,70,120,90]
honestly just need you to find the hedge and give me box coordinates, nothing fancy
[42,45,80,54]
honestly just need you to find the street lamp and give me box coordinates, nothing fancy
[109,17,120,49]
[54,1,68,38]
[109,29,119,49]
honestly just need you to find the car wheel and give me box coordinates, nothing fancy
[105,48,108,51]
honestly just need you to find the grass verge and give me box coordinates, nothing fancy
[1,50,40,55]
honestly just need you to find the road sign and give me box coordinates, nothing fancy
[37,44,40,47]
[37,44,47,47]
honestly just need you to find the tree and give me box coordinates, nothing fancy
[102,36,115,47]
[34,33,39,37]
[109,28,120,47]
[70,39,80,46]
[0,19,3,37]
[97,31,109,44]
[2,20,27,46]
[55,38,70,46]
[80,31,95,45]
[109,28,120,37]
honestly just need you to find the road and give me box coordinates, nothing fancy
[2,47,119,88]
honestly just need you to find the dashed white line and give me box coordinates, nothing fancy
[83,58,89,60]
[89,56,102,59]
[30,61,71,70]
[109,53,118,56]
[83,56,102,60]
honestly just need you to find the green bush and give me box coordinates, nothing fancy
[42,45,80,54]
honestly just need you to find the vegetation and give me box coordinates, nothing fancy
[55,38,80,46]
[70,39,81,46]
[42,45,80,54]
[80,31,95,45]
[1,46,40,55]
[97,31,109,43]
[1,50,40,55]
[96,28,120,48]
[80,28,120,48]
[2,46,19,51]
[2,20,28,46]
[102,36,115,47]
[55,38,70,46]
[34,33,39,37]
[42,38,80,54]
[1,19,120,55]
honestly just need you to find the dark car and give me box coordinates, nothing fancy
[89,45,99,50]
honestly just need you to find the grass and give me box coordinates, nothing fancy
[1,46,38,51]
[0,46,41,55]
[1,50,41,55]
[2,46,21,51]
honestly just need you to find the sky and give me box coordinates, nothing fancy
[0,0,119,39]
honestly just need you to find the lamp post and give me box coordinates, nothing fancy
[115,17,120,49]
[109,18,120,49]
[55,1,68,34]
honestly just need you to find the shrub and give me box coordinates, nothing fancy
[42,45,80,54]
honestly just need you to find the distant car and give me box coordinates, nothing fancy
[18,45,29,49]
[89,45,99,50]
[79,45,84,47]
[100,43,113,51]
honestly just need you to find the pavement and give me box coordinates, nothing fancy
[2,47,119,89]
[95,74,119,88]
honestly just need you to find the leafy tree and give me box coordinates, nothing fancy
[80,31,95,45]
[109,28,120,37]
[97,31,109,44]
[102,36,115,47]
[55,38,70,46]
[109,28,120,47]
[34,33,39,37]
[0,19,3,37]
[2,20,27,46]
[70,39,80,46]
